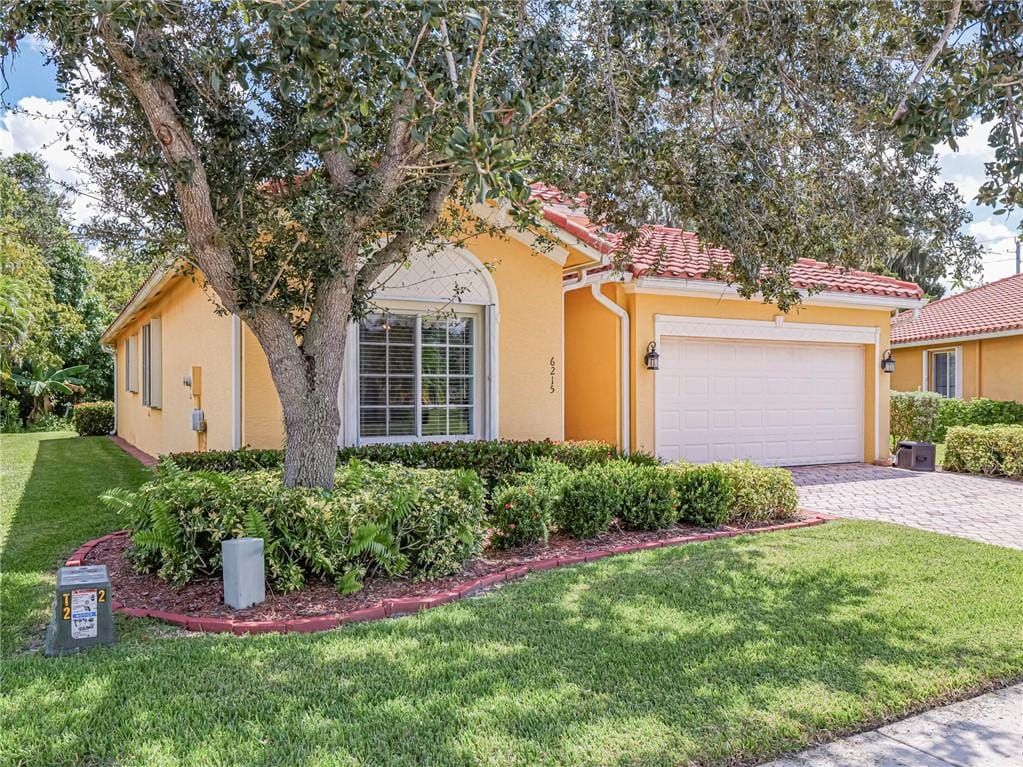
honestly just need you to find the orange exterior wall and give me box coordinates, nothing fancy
[891,335,1023,402]
[113,276,234,457]
[563,284,619,445]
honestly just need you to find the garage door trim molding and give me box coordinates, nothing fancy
[653,315,881,464]
[654,315,877,345]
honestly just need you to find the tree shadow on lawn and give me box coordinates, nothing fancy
[1,435,151,655]
[4,523,1022,767]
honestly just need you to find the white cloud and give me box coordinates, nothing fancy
[967,219,1019,282]
[0,95,99,225]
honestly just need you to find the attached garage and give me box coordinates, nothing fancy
[652,315,879,466]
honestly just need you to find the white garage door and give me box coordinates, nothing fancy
[656,337,864,466]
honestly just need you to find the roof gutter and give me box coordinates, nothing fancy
[891,327,1023,348]
[629,276,925,312]
[99,261,176,346]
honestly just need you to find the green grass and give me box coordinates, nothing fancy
[1,432,152,654]
[2,434,1022,766]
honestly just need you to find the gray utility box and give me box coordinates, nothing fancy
[222,537,266,610]
[895,441,936,472]
[44,565,115,656]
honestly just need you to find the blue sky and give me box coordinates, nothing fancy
[2,40,1020,286]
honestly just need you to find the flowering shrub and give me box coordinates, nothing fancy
[490,484,549,549]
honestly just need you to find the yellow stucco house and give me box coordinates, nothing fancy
[890,273,1023,402]
[101,186,925,466]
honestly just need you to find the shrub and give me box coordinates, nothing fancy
[73,401,114,436]
[669,464,734,527]
[490,484,549,549]
[168,440,654,490]
[618,465,679,530]
[553,463,625,539]
[716,461,799,523]
[101,459,487,592]
[943,425,1023,479]
[890,390,943,443]
[0,397,21,433]
[936,397,1023,442]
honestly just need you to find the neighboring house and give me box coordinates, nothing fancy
[100,186,924,466]
[890,274,1023,403]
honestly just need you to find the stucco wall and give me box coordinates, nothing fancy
[892,335,1023,403]
[563,284,620,445]
[114,277,234,457]
[225,231,567,449]
[471,231,565,441]
[618,292,892,462]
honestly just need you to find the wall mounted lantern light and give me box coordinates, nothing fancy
[881,350,895,374]
[644,342,660,371]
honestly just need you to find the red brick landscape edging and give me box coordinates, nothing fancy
[66,515,830,635]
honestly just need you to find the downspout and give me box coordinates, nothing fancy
[108,346,118,435]
[589,284,631,454]
[231,315,243,450]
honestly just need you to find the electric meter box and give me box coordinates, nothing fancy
[44,565,116,657]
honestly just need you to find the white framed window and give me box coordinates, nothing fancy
[141,318,162,408]
[926,347,959,398]
[357,307,482,442]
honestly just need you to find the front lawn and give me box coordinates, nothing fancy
[2,433,1023,766]
[0,432,152,654]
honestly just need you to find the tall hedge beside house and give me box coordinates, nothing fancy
[73,401,114,436]
[890,391,943,444]
[936,398,1023,442]
[943,425,1023,480]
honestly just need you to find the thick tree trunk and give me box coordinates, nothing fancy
[279,380,342,488]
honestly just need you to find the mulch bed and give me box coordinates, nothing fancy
[74,513,828,633]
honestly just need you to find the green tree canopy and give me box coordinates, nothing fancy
[1,1,1016,486]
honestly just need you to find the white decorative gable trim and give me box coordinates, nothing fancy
[654,315,878,345]
[371,243,498,306]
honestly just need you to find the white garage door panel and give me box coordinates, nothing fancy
[656,338,863,466]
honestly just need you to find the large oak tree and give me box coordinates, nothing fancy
[2,1,1017,488]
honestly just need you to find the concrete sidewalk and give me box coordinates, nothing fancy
[760,684,1022,766]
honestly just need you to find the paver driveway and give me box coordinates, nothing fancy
[790,464,1023,550]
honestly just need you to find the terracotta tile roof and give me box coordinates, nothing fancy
[891,273,1023,344]
[531,184,924,301]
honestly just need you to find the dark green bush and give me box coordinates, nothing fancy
[618,465,679,530]
[936,398,1023,442]
[716,461,799,523]
[101,459,486,592]
[168,439,651,490]
[943,425,1023,479]
[72,401,114,436]
[1,397,22,433]
[670,464,734,527]
[552,461,633,539]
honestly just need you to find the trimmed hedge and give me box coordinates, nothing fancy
[618,465,679,531]
[943,425,1023,479]
[891,391,943,443]
[936,397,1023,442]
[670,463,734,527]
[72,401,114,436]
[168,440,655,490]
[101,459,487,592]
[717,461,799,523]
[890,391,1023,444]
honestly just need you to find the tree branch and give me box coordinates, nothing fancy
[97,16,240,311]
[892,0,962,124]
[356,177,458,287]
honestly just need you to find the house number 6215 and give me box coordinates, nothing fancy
[549,357,556,393]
